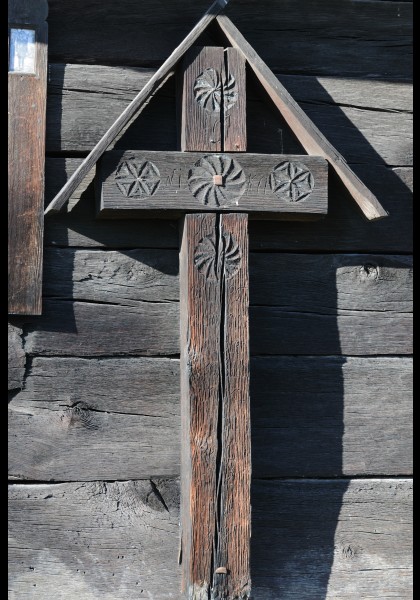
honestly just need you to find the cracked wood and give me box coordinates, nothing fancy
[180,213,250,599]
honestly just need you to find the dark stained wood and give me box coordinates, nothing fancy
[97,151,328,218]
[181,46,225,152]
[223,48,246,151]
[8,356,412,480]
[8,322,26,391]
[43,0,230,215]
[44,159,412,253]
[8,3,48,314]
[8,479,412,598]
[46,0,412,79]
[179,214,250,598]
[216,15,388,221]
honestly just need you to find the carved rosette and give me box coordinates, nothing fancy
[115,158,160,198]
[194,68,238,114]
[269,161,314,202]
[194,232,242,281]
[188,154,247,207]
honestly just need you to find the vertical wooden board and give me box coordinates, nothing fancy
[223,48,247,151]
[213,213,250,598]
[180,214,221,597]
[181,47,225,152]
[8,1,48,314]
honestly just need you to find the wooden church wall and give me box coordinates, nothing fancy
[9,0,412,598]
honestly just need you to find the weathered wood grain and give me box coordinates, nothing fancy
[43,249,412,314]
[8,322,26,391]
[24,299,180,357]
[8,5,48,314]
[8,479,413,598]
[23,299,412,357]
[223,48,246,151]
[251,479,413,599]
[44,159,413,253]
[179,214,251,598]
[97,151,327,218]
[46,0,412,79]
[44,0,230,215]
[8,356,412,480]
[181,46,225,152]
[45,65,412,168]
[8,479,181,599]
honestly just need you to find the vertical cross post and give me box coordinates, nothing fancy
[179,47,251,599]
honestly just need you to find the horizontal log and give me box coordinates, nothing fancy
[8,356,412,480]
[8,323,26,391]
[46,0,412,78]
[44,159,412,253]
[97,151,328,219]
[46,65,412,168]
[43,249,412,314]
[8,479,181,599]
[8,478,412,598]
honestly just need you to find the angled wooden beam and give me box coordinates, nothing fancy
[44,0,231,215]
[216,14,388,222]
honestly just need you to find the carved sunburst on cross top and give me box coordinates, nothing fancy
[115,158,161,198]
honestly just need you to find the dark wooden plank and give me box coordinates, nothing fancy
[8,7,48,314]
[179,214,251,598]
[251,356,413,477]
[45,65,412,167]
[8,479,413,598]
[44,158,412,253]
[8,322,26,391]
[43,248,179,304]
[8,479,182,598]
[97,151,328,218]
[46,0,412,79]
[44,0,230,215]
[8,0,48,23]
[181,46,225,152]
[43,249,412,314]
[24,299,179,357]
[223,48,246,151]
[250,307,412,355]
[217,15,387,221]
[8,356,412,479]
[179,213,221,597]
[251,479,413,599]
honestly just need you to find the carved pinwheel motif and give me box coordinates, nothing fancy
[269,161,314,202]
[115,159,160,198]
[194,231,242,281]
[188,154,247,207]
[194,69,238,114]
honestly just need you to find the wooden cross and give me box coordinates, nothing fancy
[42,3,387,598]
[96,45,328,599]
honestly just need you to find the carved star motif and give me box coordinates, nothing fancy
[115,159,160,198]
[270,161,314,202]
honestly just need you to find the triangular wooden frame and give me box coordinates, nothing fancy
[44,0,387,221]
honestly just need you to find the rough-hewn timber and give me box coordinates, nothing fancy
[8,479,413,599]
[8,356,412,480]
[8,323,26,392]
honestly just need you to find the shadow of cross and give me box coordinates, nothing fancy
[42,4,388,599]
